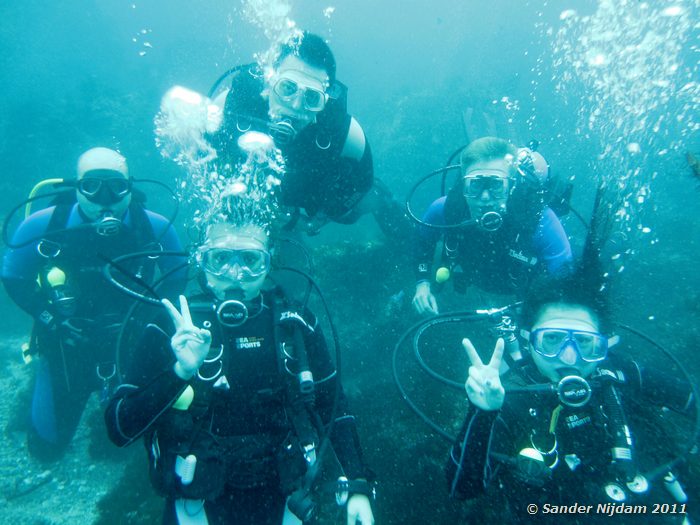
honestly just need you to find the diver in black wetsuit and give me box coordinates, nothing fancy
[162,31,408,240]
[446,249,695,523]
[105,222,375,525]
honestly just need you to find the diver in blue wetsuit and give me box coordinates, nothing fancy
[2,147,185,461]
[412,137,572,315]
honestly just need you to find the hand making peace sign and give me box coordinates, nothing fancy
[463,337,505,411]
[162,295,212,380]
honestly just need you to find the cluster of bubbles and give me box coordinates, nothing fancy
[154,85,222,226]
[131,28,153,57]
[195,132,286,231]
[154,86,286,235]
[154,0,304,239]
[550,0,698,247]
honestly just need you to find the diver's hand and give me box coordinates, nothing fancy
[347,494,374,525]
[463,337,505,411]
[412,281,438,315]
[162,295,212,380]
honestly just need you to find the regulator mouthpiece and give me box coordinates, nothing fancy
[269,119,297,145]
[478,211,504,231]
[95,213,122,236]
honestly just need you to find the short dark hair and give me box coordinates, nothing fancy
[275,31,336,82]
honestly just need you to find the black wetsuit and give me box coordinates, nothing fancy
[105,288,369,524]
[211,64,373,223]
[210,64,409,240]
[446,352,695,524]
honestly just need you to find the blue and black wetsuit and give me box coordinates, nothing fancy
[105,288,370,524]
[2,202,185,459]
[414,196,572,296]
[446,352,695,523]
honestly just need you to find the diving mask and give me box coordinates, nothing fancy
[529,328,610,363]
[78,173,132,205]
[464,174,510,198]
[198,247,270,279]
[272,74,328,112]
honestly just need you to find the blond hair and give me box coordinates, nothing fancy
[460,137,518,178]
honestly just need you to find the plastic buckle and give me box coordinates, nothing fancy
[21,342,33,364]
[36,239,61,259]
[335,476,349,506]
[303,443,316,465]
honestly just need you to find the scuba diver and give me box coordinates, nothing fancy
[411,136,573,315]
[160,31,408,239]
[446,232,696,523]
[1,147,185,461]
[104,221,375,525]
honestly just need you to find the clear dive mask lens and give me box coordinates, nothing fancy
[273,77,328,112]
[530,328,608,363]
[199,248,270,279]
[78,175,131,199]
[464,175,510,198]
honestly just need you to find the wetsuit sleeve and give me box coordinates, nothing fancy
[414,197,446,282]
[304,311,370,481]
[104,321,190,447]
[322,116,375,223]
[445,404,500,500]
[532,207,573,275]
[145,210,187,293]
[2,208,55,318]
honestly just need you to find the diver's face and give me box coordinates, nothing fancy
[200,226,270,301]
[530,304,601,382]
[267,55,329,131]
[463,159,511,224]
[76,170,132,221]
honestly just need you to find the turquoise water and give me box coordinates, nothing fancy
[1,0,698,523]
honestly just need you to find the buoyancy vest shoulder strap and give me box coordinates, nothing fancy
[224,63,269,125]
[45,201,74,236]
[126,202,157,247]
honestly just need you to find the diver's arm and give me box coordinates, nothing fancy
[104,323,190,447]
[145,210,188,289]
[446,404,500,500]
[2,208,56,318]
[533,207,573,275]
[324,117,375,223]
[411,198,446,314]
[413,197,447,282]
